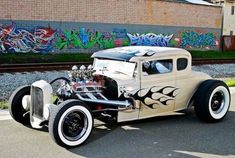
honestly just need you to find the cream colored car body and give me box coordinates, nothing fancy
[92,46,211,122]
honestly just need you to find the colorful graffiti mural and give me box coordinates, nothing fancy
[178,31,219,49]
[0,23,220,53]
[0,24,56,53]
[127,33,173,47]
[55,28,129,50]
[55,29,173,50]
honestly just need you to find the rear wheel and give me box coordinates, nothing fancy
[194,80,231,122]
[9,85,30,124]
[49,100,93,147]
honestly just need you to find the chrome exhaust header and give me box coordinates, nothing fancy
[76,93,133,110]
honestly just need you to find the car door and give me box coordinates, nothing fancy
[138,58,177,119]
[174,56,195,111]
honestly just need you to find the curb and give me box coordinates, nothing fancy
[229,87,235,95]
[0,109,11,121]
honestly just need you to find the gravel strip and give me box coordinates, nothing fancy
[192,64,235,78]
[0,71,67,100]
[0,64,234,101]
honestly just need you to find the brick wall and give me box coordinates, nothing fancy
[0,0,222,29]
[0,0,222,53]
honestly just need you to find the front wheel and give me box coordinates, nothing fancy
[9,85,30,124]
[194,80,231,122]
[49,100,93,147]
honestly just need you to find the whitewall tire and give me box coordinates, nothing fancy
[49,100,93,147]
[194,80,231,122]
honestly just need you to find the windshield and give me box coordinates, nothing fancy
[93,59,136,77]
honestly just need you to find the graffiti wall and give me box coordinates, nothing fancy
[0,24,56,53]
[178,31,219,49]
[0,21,220,53]
[127,33,173,47]
[55,28,129,50]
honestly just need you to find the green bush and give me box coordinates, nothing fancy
[0,53,92,64]
[0,50,235,64]
[225,80,235,87]
[190,50,235,59]
[0,101,8,109]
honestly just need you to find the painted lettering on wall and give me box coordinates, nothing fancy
[55,29,172,50]
[0,23,55,53]
[55,28,130,50]
[0,23,220,53]
[127,33,173,47]
[113,28,127,39]
[178,31,219,49]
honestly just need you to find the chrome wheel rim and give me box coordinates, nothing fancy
[61,110,88,141]
[210,90,225,114]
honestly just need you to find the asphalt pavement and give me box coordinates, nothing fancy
[0,92,235,158]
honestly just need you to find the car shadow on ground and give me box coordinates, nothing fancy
[69,109,235,158]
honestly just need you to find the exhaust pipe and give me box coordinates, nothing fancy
[76,94,133,110]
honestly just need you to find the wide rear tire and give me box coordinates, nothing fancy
[194,80,231,122]
[49,100,93,148]
[9,85,30,124]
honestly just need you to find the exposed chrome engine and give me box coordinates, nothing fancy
[56,65,133,112]
[56,65,103,99]
[69,65,95,83]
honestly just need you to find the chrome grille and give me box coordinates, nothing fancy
[31,86,44,119]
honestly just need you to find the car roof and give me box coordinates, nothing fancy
[91,46,190,62]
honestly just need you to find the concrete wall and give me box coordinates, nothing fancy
[0,0,222,53]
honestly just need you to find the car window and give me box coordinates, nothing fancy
[142,59,173,76]
[177,58,188,71]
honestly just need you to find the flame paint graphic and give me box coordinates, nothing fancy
[122,86,179,109]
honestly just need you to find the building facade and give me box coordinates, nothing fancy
[210,0,235,50]
[210,0,235,35]
[223,0,235,35]
[0,0,222,53]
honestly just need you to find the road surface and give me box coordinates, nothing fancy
[0,93,235,158]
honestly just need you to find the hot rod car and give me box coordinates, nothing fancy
[9,46,231,147]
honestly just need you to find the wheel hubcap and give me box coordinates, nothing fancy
[211,91,225,114]
[62,110,88,141]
